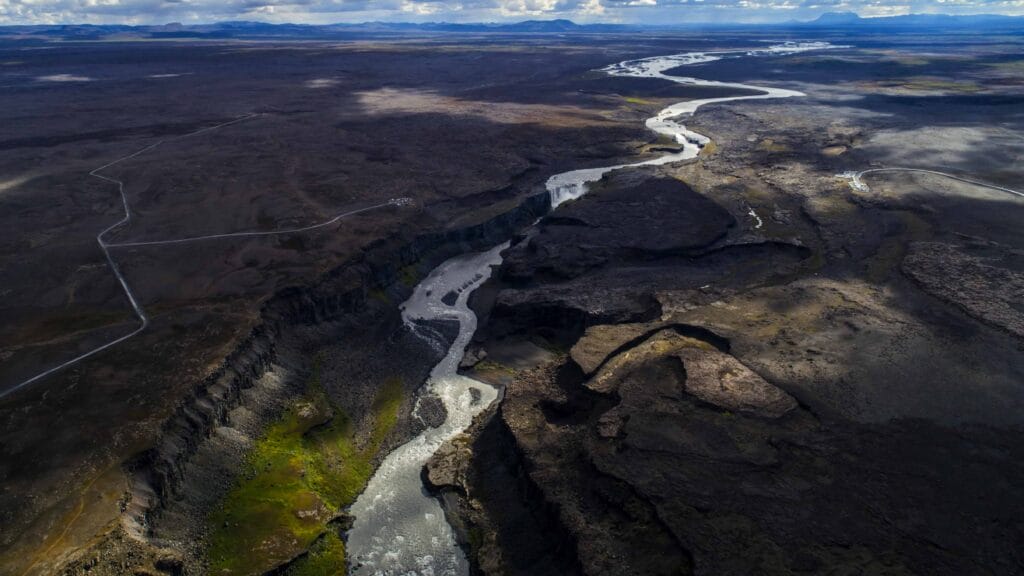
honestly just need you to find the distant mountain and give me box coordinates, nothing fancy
[801,11,1024,29]
[3,14,1024,40]
[0,18,641,39]
[329,19,630,33]
[496,19,582,32]
[810,12,861,26]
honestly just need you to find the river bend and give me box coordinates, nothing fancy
[345,41,836,576]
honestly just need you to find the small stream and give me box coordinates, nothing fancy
[345,41,836,576]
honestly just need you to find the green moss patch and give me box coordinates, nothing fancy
[473,360,517,375]
[623,96,654,106]
[207,370,405,575]
[284,531,348,576]
[398,265,419,287]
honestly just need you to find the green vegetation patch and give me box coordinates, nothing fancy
[398,264,419,287]
[473,359,517,375]
[207,370,405,575]
[622,96,654,106]
[284,530,348,576]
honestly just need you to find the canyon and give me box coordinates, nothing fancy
[1,26,1023,576]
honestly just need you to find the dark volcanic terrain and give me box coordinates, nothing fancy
[1,26,1023,576]
[429,37,1024,576]
[0,35,680,576]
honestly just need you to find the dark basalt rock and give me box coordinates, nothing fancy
[902,239,1024,338]
[501,173,735,283]
[434,164,1024,576]
[487,171,808,346]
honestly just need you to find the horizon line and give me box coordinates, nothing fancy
[3,11,1024,29]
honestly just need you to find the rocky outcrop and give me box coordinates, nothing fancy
[459,296,1024,576]
[123,326,280,539]
[569,322,730,377]
[485,172,810,343]
[59,525,186,576]
[902,239,1024,339]
[424,400,586,576]
[584,328,796,418]
[676,346,796,418]
[440,166,1024,576]
[500,174,735,284]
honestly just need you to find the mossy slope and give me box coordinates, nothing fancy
[207,370,404,575]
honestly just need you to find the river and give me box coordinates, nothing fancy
[346,243,507,576]
[345,41,836,576]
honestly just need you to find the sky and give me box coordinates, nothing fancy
[1,0,1023,26]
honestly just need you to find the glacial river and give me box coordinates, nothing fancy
[346,243,507,576]
[345,41,835,576]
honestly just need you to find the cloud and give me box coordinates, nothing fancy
[0,0,1021,24]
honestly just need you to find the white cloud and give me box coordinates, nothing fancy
[0,0,1021,24]
[860,2,911,15]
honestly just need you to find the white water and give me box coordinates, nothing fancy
[547,41,835,208]
[345,41,838,576]
[347,242,507,576]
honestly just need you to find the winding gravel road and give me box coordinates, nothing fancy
[2,114,410,399]
[843,167,1024,198]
